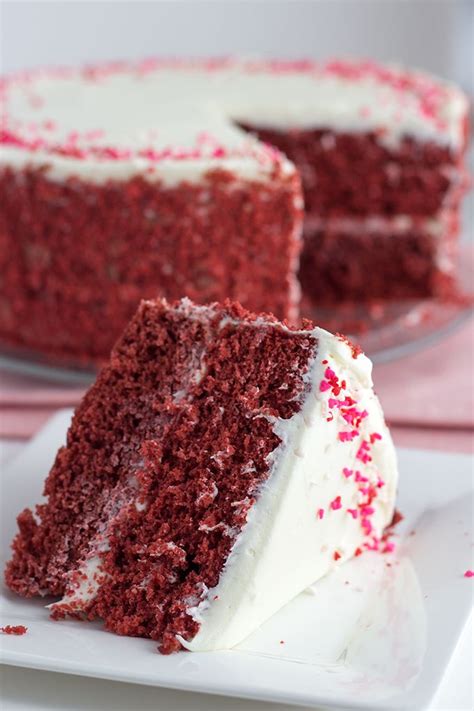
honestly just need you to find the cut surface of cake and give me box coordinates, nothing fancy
[0,58,469,364]
[5,298,398,653]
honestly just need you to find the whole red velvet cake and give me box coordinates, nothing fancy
[5,297,398,653]
[0,59,469,364]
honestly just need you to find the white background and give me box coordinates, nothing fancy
[1,0,473,98]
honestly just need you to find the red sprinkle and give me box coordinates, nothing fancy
[361,517,373,535]
[333,551,341,561]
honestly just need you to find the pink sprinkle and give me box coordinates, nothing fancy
[317,508,325,520]
[382,540,396,554]
[370,432,382,443]
[330,496,342,511]
[84,128,105,140]
[377,477,385,488]
[356,441,372,463]
[360,506,375,516]
[341,407,368,426]
[355,471,368,483]
[328,398,341,408]
[342,467,353,478]
[320,380,331,392]
[361,518,373,535]
[464,570,474,578]
[364,537,379,551]
[324,367,336,380]
[338,430,358,442]
[67,131,80,144]
[347,508,358,519]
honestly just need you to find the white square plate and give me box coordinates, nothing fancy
[1,410,473,710]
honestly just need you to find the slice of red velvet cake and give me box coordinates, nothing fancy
[5,298,398,653]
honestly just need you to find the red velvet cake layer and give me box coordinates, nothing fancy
[241,125,468,217]
[5,298,317,653]
[0,166,302,365]
[299,215,459,304]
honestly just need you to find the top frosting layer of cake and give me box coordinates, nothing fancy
[0,58,468,182]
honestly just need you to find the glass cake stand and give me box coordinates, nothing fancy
[1,248,472,385]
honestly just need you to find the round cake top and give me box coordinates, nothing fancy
[0,58,468,182]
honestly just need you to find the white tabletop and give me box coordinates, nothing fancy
[1,440,472,711]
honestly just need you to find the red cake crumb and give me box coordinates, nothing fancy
[389,509,404,528]
[4,298,318,654]
[336,333,363,359]
[1,625,28,635]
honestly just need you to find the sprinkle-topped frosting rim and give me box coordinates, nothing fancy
[0,57,468,165]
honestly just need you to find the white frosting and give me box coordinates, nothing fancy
[304,211,455,237]
[1,59,467,183]
[179,328,398,651]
